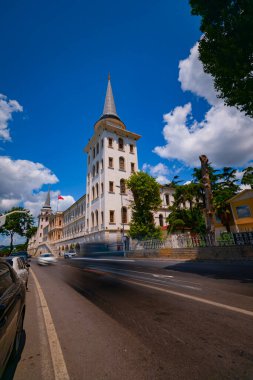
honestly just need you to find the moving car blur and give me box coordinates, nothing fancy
[64,251,77,259]
[0,260,26,378]
[37,253,57,266]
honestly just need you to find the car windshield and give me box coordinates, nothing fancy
[41,254,53,257]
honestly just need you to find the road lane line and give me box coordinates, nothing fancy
[31,269,70,380]
[123,279,253,317]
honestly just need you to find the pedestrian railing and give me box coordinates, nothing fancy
[133,231,253,250]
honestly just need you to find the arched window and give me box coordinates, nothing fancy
[121,207,127,224]
[119,157,125,171]
[165,193,170,206]
[91,212,94,227]
[118,138,124,150]
[159,214,164,227]
[95,210,98,226]
[120,179,126,194]
[96,142,99,155]
[92,187,95,200]
[96,183,99,198]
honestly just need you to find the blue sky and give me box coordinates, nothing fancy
[0,0,252,224]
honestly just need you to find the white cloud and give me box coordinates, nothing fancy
[154,42,253,168]
[0,94,23,141]
[142,162,169,176]
[0,156,59,212]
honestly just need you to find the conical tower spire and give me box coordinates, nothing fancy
[102,73,118,117]
[43,188,51,209]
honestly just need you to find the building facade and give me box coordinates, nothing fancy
[28,77,175,256]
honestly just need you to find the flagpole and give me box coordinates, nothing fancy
[56,196,59,213]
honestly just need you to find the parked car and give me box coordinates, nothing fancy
[10,251,31,265]
[4,257,29,289]
[37,253,57,266]
[0,259,26,378]
[64,251,77,259]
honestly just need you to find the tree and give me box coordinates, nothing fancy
[212,167,240,231]
[241,166,253,189]
[0,207,34,254]
[190,0,253,117]
[126,172,162,240]
[167,183,206,233]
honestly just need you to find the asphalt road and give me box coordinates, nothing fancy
[3,257,253,380]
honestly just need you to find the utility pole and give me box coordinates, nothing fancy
[199,155,215,233]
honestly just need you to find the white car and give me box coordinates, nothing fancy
[5,256,29,289]
[37,253,57,266]
[64,251,77,259]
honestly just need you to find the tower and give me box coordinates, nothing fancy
[84,75,141,244]
[36,189,52,245]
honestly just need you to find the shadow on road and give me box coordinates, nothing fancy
[2,330,26,380]
[164,260,253,283]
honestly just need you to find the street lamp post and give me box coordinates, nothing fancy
[0,210,29,228]
[116,185,126,257]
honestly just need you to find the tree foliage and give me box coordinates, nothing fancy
[190,0,253,117]
[241,166,253,189]
[0,207,35,253]
[126,172,162,240]
[167,183,206,233]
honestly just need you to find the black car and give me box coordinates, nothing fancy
[0,259,26,378]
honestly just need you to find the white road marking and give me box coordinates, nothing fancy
[123,279,253,317]
[31,269,70,380]
[152,274,174,278]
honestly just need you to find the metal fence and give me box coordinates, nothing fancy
[133,231,253,250]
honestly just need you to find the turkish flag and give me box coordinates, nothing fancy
[58,195,64,200]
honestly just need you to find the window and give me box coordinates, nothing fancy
[101,211,104,224]
[96,142,99,155]
[165,194,170,206]
[120,179,126,194]
[96,161,99,174]
[87,194,89,203]
[46,217,48,222]
[92,165,95,177]
[59,220,62,226]
[92,187,95,200]
[130,144,134,153]
[131,162,135,173]
[119,157,125,171]
[108,137,113,148]
[118,138,124,150]
[109,210,115,223]
[88,155,90,164]
[236,205,251,218]
[109,157,114,168]
[101,138,104,148]
[0,263,14,297]
[159,214,164,227]
[41,218,44,222]
[101,183,104,194]
[96,183,99,198]
[109,181,114,192]
[101,159,104,170]
[95,210,98,226]
[91,212,94,227]
[93,147,96,158]
[121,207,127,224]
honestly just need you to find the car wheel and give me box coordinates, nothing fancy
[12,310,25,358]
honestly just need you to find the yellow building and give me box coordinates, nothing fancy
[228,189,253,232]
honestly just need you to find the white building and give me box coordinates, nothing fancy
[28,76,176,255]
[83,74,141,246]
